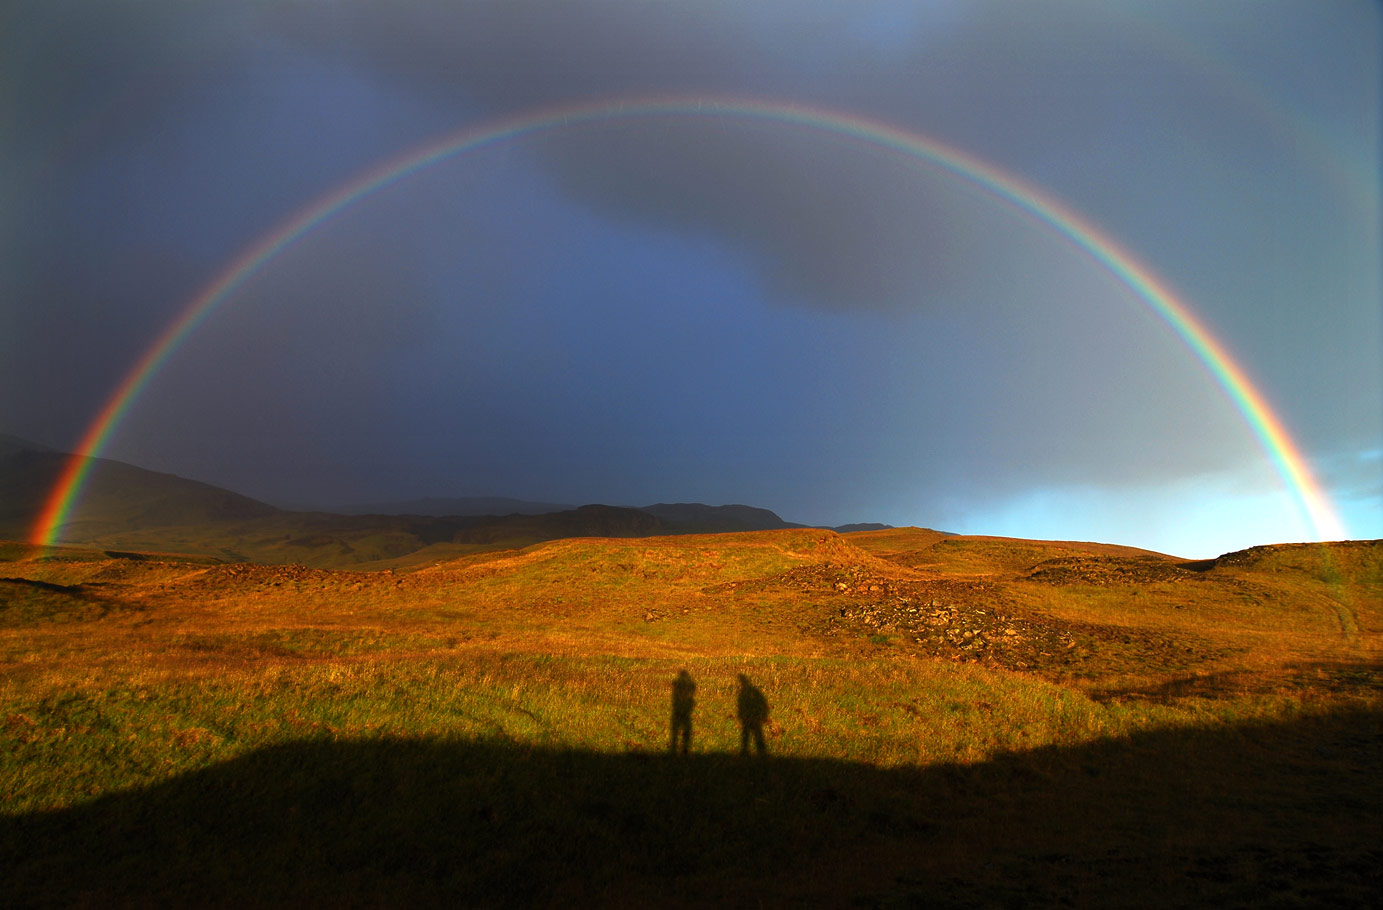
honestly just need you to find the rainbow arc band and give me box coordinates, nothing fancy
[31,96,1347,547]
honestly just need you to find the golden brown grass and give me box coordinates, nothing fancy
[2,529,1379,906]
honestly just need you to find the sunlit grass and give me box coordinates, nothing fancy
[1,530,1377,814]
[0,647,1341,815]
[2,531,1378,905]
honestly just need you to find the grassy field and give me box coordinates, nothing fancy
[2,529,1379,906]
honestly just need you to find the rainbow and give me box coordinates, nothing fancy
[31,96,1348,547]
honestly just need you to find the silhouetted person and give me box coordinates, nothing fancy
[670,670,696,753]
[736,674,769,756]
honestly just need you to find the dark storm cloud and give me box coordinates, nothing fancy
[0,0,446,446]
[261,0,1122,313]
[258,0,1381,395]
[1,1,249,440]
[259,0,1326,315]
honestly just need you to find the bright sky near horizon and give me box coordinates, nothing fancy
[3,0,1379,558]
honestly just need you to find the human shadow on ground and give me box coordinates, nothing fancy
[670,669,695,753]
[3,706,1379,908]
[736,674,769,756]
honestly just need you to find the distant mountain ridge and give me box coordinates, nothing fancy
[0,433,56,457]
[832,523,894,534]
[327,496,579,518]
[0,436,280,540]
[638,502,804,533]
[315,498,821,533]
[0,435,889,564]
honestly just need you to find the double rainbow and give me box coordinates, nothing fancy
[30,96,1347,547]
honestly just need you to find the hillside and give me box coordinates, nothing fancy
[0,436,880,566]
[324,495,578,517]
[0,443,281,538]
[1,528,1377,905]
[639,501,803,533]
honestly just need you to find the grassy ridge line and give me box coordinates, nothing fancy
[3,533,1377,682]
[4,533,1377,676]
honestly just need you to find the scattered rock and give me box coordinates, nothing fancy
[1026,556,1201,586]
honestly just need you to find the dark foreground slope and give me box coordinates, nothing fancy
[3,707,1378,908]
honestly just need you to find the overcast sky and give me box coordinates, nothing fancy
[3,0,1379,557]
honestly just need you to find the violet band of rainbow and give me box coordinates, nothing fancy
[31,96,1348,548]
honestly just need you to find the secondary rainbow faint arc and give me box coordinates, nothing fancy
[31,95,1347,547]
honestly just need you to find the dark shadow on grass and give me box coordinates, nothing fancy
[0,577,135,624]
[1090,661,1383,703]
[2,707,1379,908]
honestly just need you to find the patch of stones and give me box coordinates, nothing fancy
[837,597,1079,670]
[705,562,1080,670]
[705,561,1230,674]
[703,562,986,601]
[1212,538,1381,569]
[173,562,374,595]
[841,596,1231,675]
[1025,556,1204,586]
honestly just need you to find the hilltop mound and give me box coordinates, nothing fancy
[639,502,801,533]
[1212,538,1383,572]
[861,533,1172,578]
[1027,555,1204,586]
